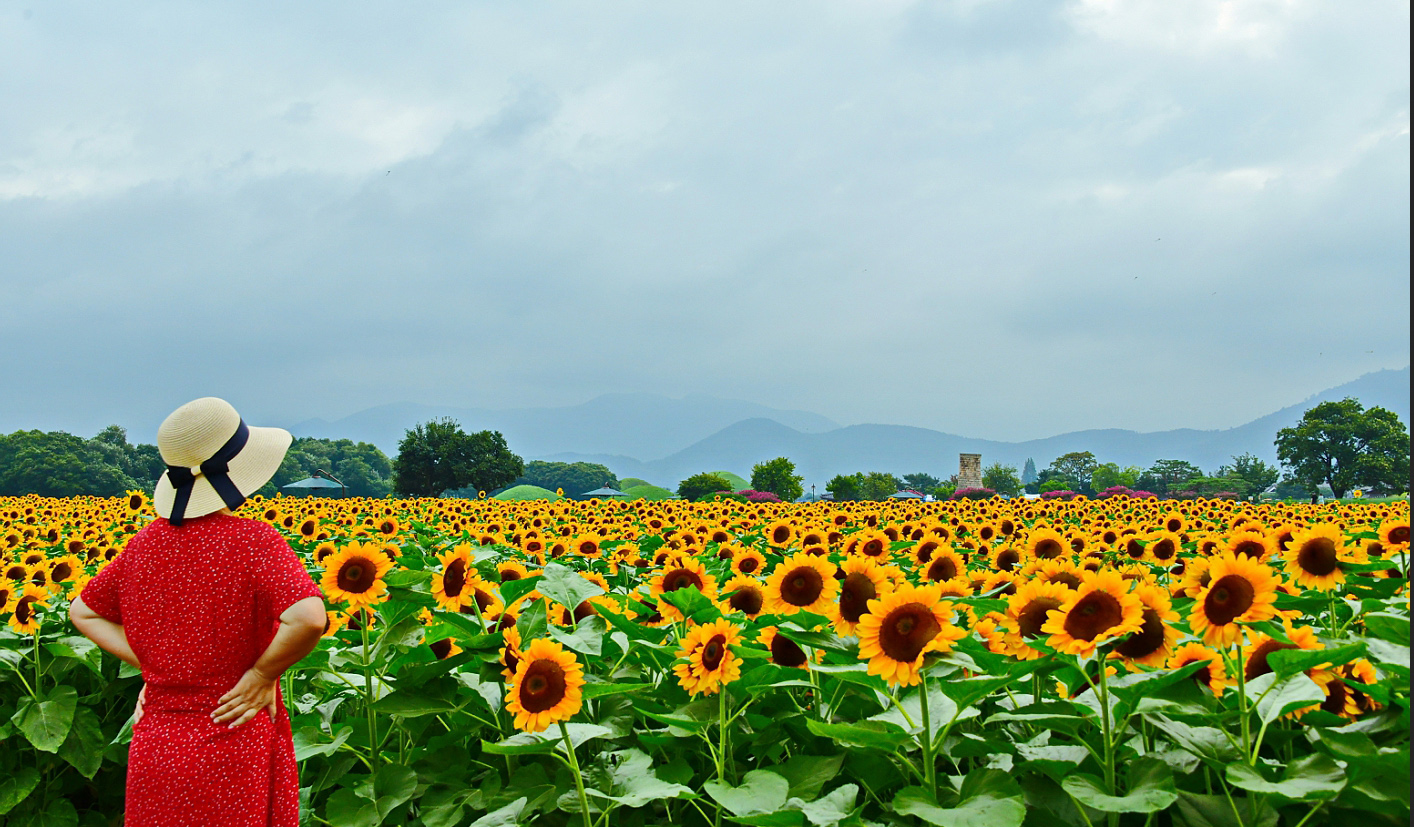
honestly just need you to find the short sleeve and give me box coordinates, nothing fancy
[251,525,325,619]
[80,551,127,624]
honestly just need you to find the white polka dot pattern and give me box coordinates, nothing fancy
[80,512,324,826]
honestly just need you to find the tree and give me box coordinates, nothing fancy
[264,436,395,498]
[1021,458,1038,486]
[1218,453,1280,501]
[1046,452,1099,495]
[516,461,617,498]
[1137,459,1204,496]
[392,419,523,498]
[0,429,140,497]
[750,457,804,503]
[981,463,1022,497]
[1089,463,1140,493]
[678,472,736,501]
[858,472,901,501]
[826,474,862,501]
[1275,398,1410,498]
[902,473,941,493]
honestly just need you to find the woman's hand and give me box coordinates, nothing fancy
[133,684,147,725]
[212,668,279,729]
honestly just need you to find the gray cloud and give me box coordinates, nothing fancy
[1,1,1407,444]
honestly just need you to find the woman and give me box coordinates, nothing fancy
[70,397,327,827]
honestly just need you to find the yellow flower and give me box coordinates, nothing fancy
[7,584,48,634]
[505,638,585,732]
[856,583,966,687]
[764,552,839,615]
[320,541,395,609]
[673,618,744,695]
[1188,553,1279,646]
[1282,524,1352,591]
[1040,569,1144,656]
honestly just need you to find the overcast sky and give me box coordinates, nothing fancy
[2,0,1408,443]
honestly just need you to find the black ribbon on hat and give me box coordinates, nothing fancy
[166,420,250,527]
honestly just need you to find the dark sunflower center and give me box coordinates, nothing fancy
[429,638,454,660]
[1204,574,1255,625]
[664,569,703,592]
[51,562,73,581]
[1115,608,1166,658]
[1034,539,1063,559]
[1150,539,1177,560]
[701,634,727,671]
[1017,597,1063,639]
[1125,539,1145,559]
[781,567,824,606]
[729,586,764,615]
[1388,526,1410,545]
[337,557,377,594]
[879,604,941,662]
[1244,639,1294,681]
[861,539,886,557]
[129,495,143,510]
[1320,679,1348,715]
[443,559,467,597]
[15,597,34,623]
[772,527,791,545]
[926,557,957,582]
[1062,591,1124,642]
[519,660,567,712]
[1296,539,1339,576]
[996,549,1020,571]
[839,573,877,622]
[770,634,808,667]
[1232,540,1266,559]
[739,558,759,574]
[500,568,522,582]
[578,542,597,555]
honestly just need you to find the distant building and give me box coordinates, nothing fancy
[958,453,983,490]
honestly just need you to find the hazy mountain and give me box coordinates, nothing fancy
[540,367,1410,488]
[288,393,840,458]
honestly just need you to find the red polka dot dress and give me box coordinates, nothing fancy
[81,513,324,827]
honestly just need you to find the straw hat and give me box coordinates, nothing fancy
[153,398,292,526]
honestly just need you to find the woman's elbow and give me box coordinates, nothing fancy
[282,597,327,631]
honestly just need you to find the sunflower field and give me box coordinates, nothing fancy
[1,492,1409,827]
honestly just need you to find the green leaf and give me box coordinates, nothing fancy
[41,797,78,827]
[774,624,854,654]
[938,661,1041,710]
[1173,790,1278,827]
[293,725,354,762]
[1143,714,1241,765]
[539,562,605,609]
[481,723,613,755]
[10,684,77,753]
[324,788,382,827]
[590,749,694,808]
[660,586,720,623]
[1363,612,1409,645]
[892,771,1026,827]
[468,797,527,827]
[1224,753,1346,801]
[369,616,425,662]
[766,753,845,801]
[1246,672,1324,724]
[1061,758,1178,813]
[353,763,417,821]
[547,615,607,656]
[499,575,543,606]
[593,603,669,644]
[0,766,39,815]
[516,598,549,643]
[581,681,653,699]
[1266,642,1366,678]
[869,683,967,743]
[372,687,456,718]
[804,719,911,751]
[1365,637,1410,673]
[796,783,858,827]
[704,769,791,816]
[56,705,106,779]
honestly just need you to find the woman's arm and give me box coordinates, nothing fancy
[211,596,326,728]
[68,596,141,669]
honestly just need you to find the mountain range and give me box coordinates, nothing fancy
[289,367,1409,489]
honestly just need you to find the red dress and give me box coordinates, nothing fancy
[81,513,324,827]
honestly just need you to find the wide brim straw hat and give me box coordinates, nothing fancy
[153,397,292,524]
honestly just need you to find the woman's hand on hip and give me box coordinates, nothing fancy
[212,668,279,729]
[133,684,147,725]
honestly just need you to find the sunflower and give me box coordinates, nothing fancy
[46,554,83,587]
[919,546,966,584]
[757,626,811,668]
[1166,642,1232,695]
[1378,518,1410,548]
[320,541,395,609]
[649,556,719,621]
[496,560,532,583]
[1225,530,1274,562]
[1040,569,1144,656]
[1025,528,1068,561]
[764,520,797,549]
[764,552,839,615]
[7,584,48,634]
[570,532,605,559]
[672,618,744,695]
[124,490,149,515]
[1002,580,1073,660]
[1282,524,1352,591]
[833,556,891,635]
[0,582,15,613]
[428,637,464,660]
[933,577,973,599]
[731,548,767,577]
[1340,659,1382,716]
[1022,558,1084,591]
[1110,583,1181,667]
[720,575,766,618]
[1241,620,1322,681]
[856,583,967,687]
[505,638,585,733]
[851,531,893,559]
[991,546,1023,572]
[498,626,524,680]
[1188,553,1280,647]
[322,610,347,638]
[1144,531,1183,565]
[431,543,476,611]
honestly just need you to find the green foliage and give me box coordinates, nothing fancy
[710,471,751,491]
[623,484,675,501]
[515,461,617,499]
[1021,458,1038,485]
[1276,398,1411,498]
[1090,462,1141,492]
[903,473,942,493]
[617,477,652,490]
[1220,453,1280,500]
[749,457,804,502]
[492,484,562,501]
[262,436,393,498]
[392,419,523,498]
[825,472,900,501]
[825,473,862,501]
[981,463,1022,497]
[1044,452,1098,496]
[0,428,149,497]
[676,472,735,501]
[1137,459,1204,496]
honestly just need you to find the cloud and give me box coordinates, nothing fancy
[0,0,1407,444]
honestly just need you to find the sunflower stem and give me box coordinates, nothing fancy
[1232,640,1252,764]
[360,619,378,769]
[717,685,730,790]
[558,722,594,827]
[1096,660,1117,827]
[919,676,937,800]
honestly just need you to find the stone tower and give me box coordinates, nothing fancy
[958,453,982,490]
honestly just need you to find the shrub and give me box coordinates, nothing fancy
[949,487,996,501]
[1040,489,1077,501]
[736,489,783,502]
